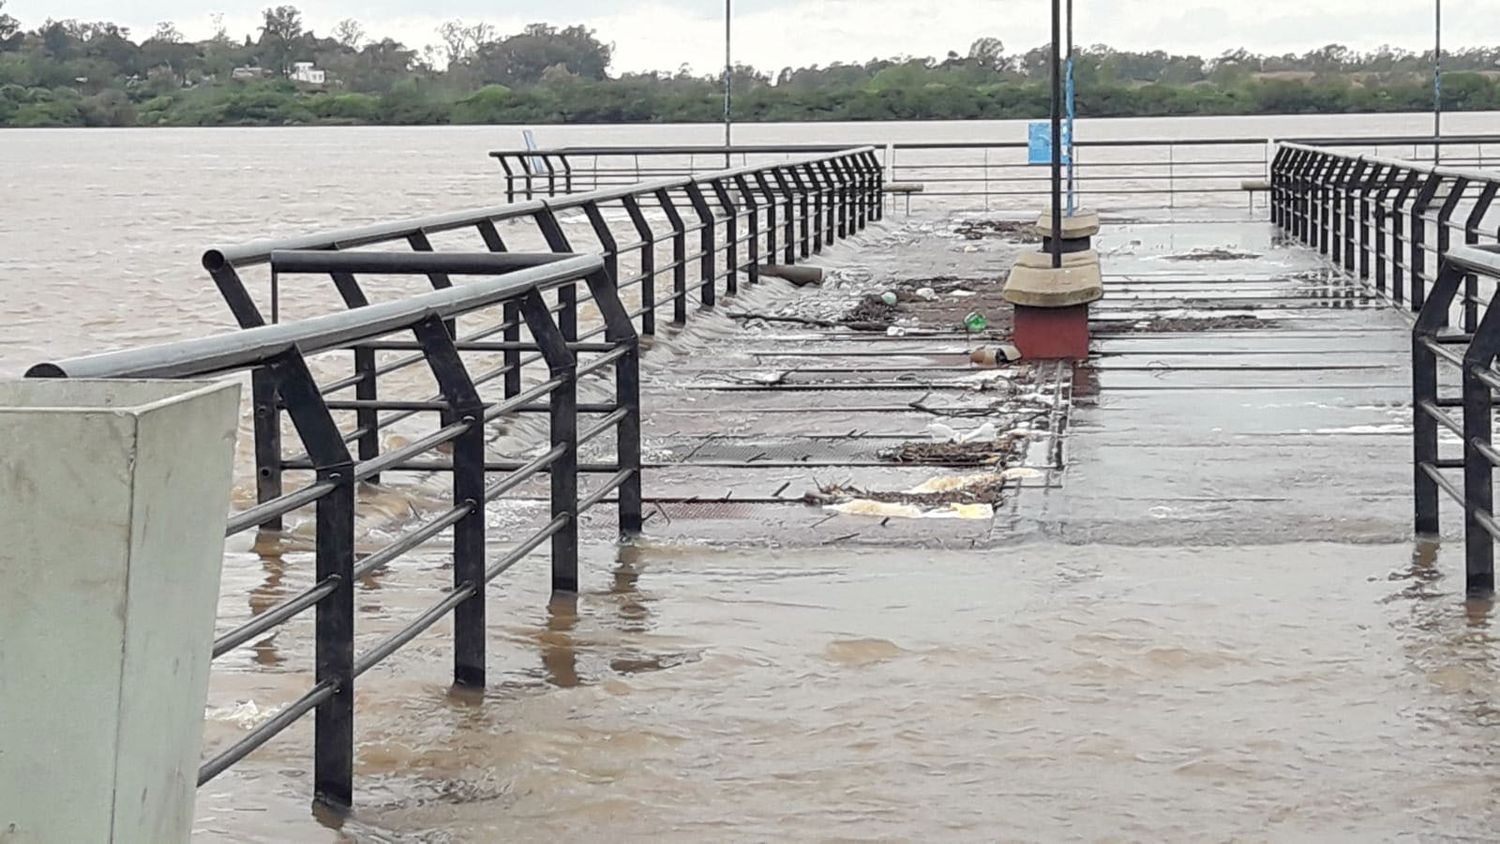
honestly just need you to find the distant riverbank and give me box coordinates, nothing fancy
[4,10,1499,129]
[6,74,1500,129]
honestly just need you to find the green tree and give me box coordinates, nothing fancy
[256,5,302,76]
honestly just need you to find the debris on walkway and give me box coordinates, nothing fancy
[953,219,1042,243]
[1104,314,1271,333]
[1163,247,1262,261]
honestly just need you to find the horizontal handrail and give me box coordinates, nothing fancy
[27,254,600,379]
[205,146,875,271]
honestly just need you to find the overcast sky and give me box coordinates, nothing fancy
[7,0,1498,74]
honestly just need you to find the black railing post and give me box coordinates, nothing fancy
[1463,302,1500,594]
[822,160,847,239]
[496,156,517,203]
[656,187,689,324]
[1344,158,1363,272]
[519,288,579,593]
[1297,151,1313,243]
[815,161,838,244]
[795,166,820,254]
[869,149,885,222]
[251,372,284,530]
[1374,165,1399,295]
[353,347,380,483]
[753,171,778,268]
[622,195,657,336]
[1269,146,1287,227]
[1462,185,1497,333]
[266,349,356,812]
[1413,259,1465,536]
[412,314,487,688]
[734,174,760,286]
[582,267,644,535]
[543,155,558,197]
[475,220,522,398]
[583,200,620,298]
[1411,173,1442,313]
[1392,170,1419,305]
[536,205,579,340]
[772,168,800,263]
[709,179,739,295]
[1436,177,1466,329]
[685,182,716,308]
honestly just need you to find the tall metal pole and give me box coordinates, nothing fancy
[1065,0,1075,215]
[1434,0,1442,163]
[1049,0,1063,268]
[724,0,733,167]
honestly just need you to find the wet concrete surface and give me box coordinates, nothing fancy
[585,212,1416,549]
[195,210,1494,840]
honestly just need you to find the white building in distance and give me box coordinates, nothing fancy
[289,62,326,85]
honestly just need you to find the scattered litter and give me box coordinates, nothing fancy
[827,499,924,519]
[1001,466,1045,480]
[927,421,999,443]
[824,498,994,520]
[961,421,998,443]
[970,344,1022,367]
[908,472,1001,494]
[951,289,977,297]
[953,371,1011,392]
[928,422,960,443]
[880,291,899,306]
[887,325,906,337]
[915,287,938,301]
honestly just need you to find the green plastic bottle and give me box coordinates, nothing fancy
[964,311,988,332]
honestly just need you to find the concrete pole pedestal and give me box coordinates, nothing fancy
[0,379,241,843]
[1003,210,1104,360]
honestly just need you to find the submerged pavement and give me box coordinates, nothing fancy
[571,211,1414,548]
[201,211,1493,841]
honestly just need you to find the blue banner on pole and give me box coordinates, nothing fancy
[1027,122,1071,165]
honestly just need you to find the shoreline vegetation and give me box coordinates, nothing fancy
[3,5,1499,129]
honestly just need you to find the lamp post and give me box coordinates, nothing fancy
[1049,0,1062,267]
[723,0,732,166]
[1434,0,1442,163]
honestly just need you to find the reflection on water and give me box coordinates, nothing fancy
[540,593,580,690]
[191,541,1500,841]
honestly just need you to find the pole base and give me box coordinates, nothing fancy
[1013,303,1091,360]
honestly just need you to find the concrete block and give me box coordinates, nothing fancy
[1036,208,1101,240]
[1002,249,1104,308]
[0,379,241,844]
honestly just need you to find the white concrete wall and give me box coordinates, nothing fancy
[0,379,241,843]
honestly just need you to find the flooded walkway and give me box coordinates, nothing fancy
[194,212,1500,841]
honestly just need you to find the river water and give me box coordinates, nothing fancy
[5,114,1500,840]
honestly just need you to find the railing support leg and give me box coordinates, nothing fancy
[520,289,578,593]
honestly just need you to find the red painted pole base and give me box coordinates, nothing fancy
[1012,304,1091,360]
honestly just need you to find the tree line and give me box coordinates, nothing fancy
[2,3,1499,128]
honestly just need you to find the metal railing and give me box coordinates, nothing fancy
[1413,245,1500,596]
[492,135,1500,210]
[27,252,631,808]
[21,147,880,813]
[1270,142,1500,595]
[1271,142,1500,321]
[204,146,881,531]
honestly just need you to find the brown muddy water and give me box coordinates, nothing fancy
[4,116,1500,840]
[195,540,1500,841]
